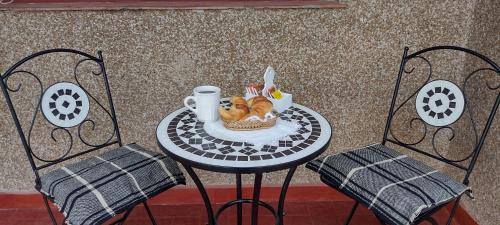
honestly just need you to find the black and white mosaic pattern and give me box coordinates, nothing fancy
[41,82,90,128]
[415,80,465,127]
[157,100,331,169]
[168,100,319,161]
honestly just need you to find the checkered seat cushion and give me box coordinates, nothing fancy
[306,143,469,225]
[39,143,186,225]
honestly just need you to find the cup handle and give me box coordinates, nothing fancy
[184,96,197,113]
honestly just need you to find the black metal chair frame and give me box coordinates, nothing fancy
[327,46,500,225]
[0,49,158,225]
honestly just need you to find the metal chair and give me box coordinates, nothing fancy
[0,49,186,225]
[306,46,499,225]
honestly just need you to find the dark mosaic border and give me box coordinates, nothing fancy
[166,100,322,162]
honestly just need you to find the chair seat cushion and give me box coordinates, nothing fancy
[306,143,469,225]
[39,143,185,225]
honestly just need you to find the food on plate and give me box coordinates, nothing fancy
[218,96,249,122]
[218,95,274,123]
[219,95,277,130]
[243,96,273,120]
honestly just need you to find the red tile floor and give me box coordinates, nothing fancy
[0,186,469,225]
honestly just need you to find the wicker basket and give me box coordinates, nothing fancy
[223,115,277,131]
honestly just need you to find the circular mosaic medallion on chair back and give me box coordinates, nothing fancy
[415,80,465,127]
[41,82,90,128]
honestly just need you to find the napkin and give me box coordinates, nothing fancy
[204,119,301,146]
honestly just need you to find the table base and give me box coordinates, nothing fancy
[182,164,297,225]
[215,199,277,224]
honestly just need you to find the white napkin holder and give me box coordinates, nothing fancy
[244,66,293,113]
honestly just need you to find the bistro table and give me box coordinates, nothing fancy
[156,99,332,225]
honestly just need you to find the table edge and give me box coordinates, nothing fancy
[156,104,333,174]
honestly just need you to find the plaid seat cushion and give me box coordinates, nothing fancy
[39,143,185,225]
[306,143,469,225]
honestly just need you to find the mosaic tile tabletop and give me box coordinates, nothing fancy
[157,99,332,171]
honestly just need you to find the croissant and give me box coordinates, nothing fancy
[218,96,250,122]
[243,96,273,120]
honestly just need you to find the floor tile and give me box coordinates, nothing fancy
[0,200,465,225]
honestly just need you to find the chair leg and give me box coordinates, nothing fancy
[110,207,134,225]
[144,201,158,225]
[445,197,461,225]
[120,208,134,225]
[412,216,437,225]
[425,217,438,225]
[42,194,58,225]
[375,214,386,225]
[344,201,359,225]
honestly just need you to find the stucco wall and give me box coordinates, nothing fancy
[444,0,499,224]
[0,0,497,224]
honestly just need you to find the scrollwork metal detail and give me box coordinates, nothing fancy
[389,56,432,146]
[74,58,117,148]
[35,127,73,163]
[3,54,118,165]
[431,126,455,161]
[387,52,499,165]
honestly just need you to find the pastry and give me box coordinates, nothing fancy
[220,95,276,130]
[243,96,273,120]
[218,96,250,122]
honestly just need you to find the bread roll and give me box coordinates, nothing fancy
[218,96,250,122]
[243,96,273,120]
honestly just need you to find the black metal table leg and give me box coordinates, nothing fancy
[236,173,243,225]
[183,164,216,225]
[251,173,263,225]
[181,167,298,225]
[277,166,297,225]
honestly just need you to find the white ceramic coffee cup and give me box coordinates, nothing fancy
[184,86,221,122]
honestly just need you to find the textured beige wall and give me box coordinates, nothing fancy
[443,0,500,224]
[0,0,497,223]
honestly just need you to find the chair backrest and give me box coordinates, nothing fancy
[382,46,499,186]
[0,49,122,186]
